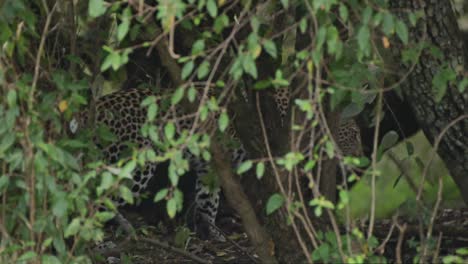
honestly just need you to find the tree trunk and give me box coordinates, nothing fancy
[389,0,468,205]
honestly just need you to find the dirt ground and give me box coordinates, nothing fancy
[93,207,468,264]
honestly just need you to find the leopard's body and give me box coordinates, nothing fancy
[70,87,362,243]
[69,88,246,241]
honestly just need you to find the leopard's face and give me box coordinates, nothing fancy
[68,89,157,198]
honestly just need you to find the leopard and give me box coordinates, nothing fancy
[69,86,362,245]
[69,88,247,242]
[272,87,363,157]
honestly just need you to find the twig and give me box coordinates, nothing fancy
[420,172,444,263]
[30,1,57,108]
[367,82,383,240]
[432,232,442,264]
[375,217,396,255]
[209,223,259,263]
[418,114,468,201]
[395,222,407,264]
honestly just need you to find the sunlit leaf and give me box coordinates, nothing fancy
[237,160,252,174]
[88,0,107,18]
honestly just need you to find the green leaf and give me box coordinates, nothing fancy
[214,14,229,34]
[237,160,253,174]
[380,130,399,151]
[120,160,136,179]
[99,172,114,194]
[362,6,373,24]
[254,79,272,90]
[405,142,414,156]
[119,185,134,204]
[250,16,260,33]
[168,163,179,186]
[41,255,61,264]
[64,218,81,238]
[141,95,156,106]
[6,90,16,107]
[242,55,258,79]
[325,141,334,159]
[280,0,288,8]
[382,13,394,35]
[266,193,284,215]
[174,188,184,210]
[18,252,37,262]
[206,0,217,18]
[117,9,131,41]
[263,40,277,59]
[147,103,158,121]
[95,211,115,222]
[154,188,168,202]
[174,227,191,248]
[101,51,121,71]
[339,4,348,22]
[52,195,68,218]
[0,175,9,191]
[256,162,265,179]
[459,78,468,92]
[197,61,210,79]
[357,26,370,55]
[191,39,205,55]
[181,61,194,80]
[171,87,185,105]
[0,133,15,156]
[167,198,177,218]
[432,67,456,102]
[218,111,229,132]
[216,80,225,87]
[164,122,176,140]
[229,57,243,80]
[188,85,197,102]
[395,20,408,44]
[455,248,468,255]
[88,0,107,18]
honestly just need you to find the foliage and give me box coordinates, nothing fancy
[0,0,465,262]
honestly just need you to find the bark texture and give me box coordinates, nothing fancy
[211,143,278,264]
[389,0,468,204]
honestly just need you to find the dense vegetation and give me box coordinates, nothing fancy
[0,0,467,263]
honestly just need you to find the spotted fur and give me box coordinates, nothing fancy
[70,88,247,241]
[337,119,363,157]
[272,88,363,156]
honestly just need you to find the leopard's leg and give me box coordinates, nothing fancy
[190,143,248,242]
[191,158,225,241]
[101,142,158,234]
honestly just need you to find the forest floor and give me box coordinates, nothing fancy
[93,207,468,264]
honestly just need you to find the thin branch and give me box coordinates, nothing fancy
[30,2,57,109]
[367,84,383,240]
